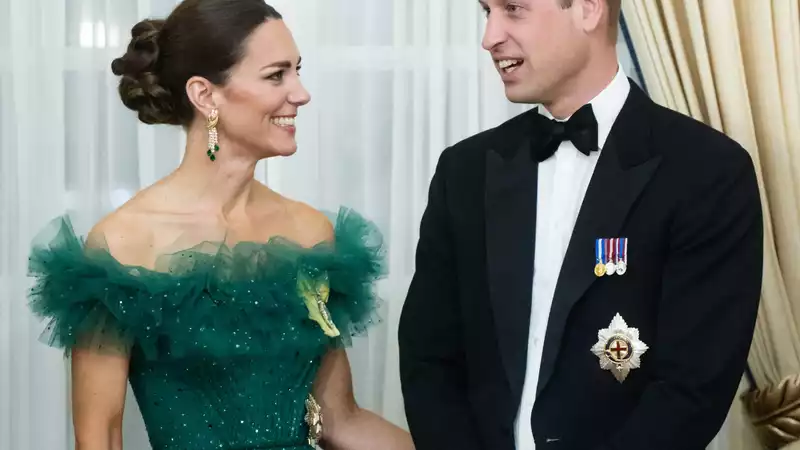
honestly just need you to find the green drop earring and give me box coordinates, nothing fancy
[206,108,219,161]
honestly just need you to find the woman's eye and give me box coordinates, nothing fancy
[266,71,284,82]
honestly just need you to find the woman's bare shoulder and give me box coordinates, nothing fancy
[86,181,199,267]
[252,183,334,247]
[87,201,157,267]
[289,200,335,246]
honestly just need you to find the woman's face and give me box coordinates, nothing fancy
[216,19,310,159]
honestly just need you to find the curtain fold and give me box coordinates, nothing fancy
[623,1,800,448]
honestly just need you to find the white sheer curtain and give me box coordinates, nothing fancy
[0,1,642,449]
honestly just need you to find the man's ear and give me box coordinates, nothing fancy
[576,0,605,35]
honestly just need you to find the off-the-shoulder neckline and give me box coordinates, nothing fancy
[30,206,381,280]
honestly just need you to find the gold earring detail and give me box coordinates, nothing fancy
[207,109,219,161]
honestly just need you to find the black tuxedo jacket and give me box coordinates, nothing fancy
[398,83,763,450]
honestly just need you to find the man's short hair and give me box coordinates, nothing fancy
[559,0,622,41]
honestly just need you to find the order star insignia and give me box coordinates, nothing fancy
[590,313,648,383]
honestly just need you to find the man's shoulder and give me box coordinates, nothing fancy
[650,102,751,169]
[642,102,758,208]
[440,108,536,165]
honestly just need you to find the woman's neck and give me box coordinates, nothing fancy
[168,125,261,219]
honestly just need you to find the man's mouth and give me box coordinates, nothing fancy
[497,59,523,74]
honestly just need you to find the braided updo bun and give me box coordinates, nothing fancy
[111,0,283,127]
[111,19,178,125]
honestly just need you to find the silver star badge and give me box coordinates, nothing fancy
[590,313,648,383]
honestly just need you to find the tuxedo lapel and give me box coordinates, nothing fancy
[485,137,538,399]
[535,85,663,398]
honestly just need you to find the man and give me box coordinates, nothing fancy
[398,0,764,449]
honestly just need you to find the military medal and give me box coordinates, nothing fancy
[594,238,606,277]
[615,238,627,275]
[605,238,616,276]
[590,313,648,383]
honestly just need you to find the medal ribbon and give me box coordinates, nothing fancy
[596,238,604,265]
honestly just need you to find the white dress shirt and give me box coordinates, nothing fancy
[514,66,631,450]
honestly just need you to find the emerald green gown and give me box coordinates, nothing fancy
[28,208,384,450]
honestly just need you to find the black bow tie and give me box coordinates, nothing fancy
[531,104,599,162]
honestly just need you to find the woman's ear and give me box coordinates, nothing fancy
[185,76,217,118]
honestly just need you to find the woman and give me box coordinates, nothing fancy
[28,1,414,449]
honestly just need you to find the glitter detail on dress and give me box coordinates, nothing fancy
[27,207,385,450]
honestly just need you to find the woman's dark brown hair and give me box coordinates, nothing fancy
[111,0,282,126]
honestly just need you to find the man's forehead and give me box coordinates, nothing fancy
[479,0,531,6]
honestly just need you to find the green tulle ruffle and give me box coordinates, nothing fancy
[27,207,386,361]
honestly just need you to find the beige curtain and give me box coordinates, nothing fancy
[622,0,800,449]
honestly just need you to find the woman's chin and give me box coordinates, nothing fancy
[262,145,297,159]
[277,143,298,156]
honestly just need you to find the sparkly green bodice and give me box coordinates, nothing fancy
[27,208,384,450]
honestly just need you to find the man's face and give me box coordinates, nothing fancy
[480,0,592,105]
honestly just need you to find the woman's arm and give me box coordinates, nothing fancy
[313,349,414,450]
[71,348,129,450]
[70,219,138,450]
